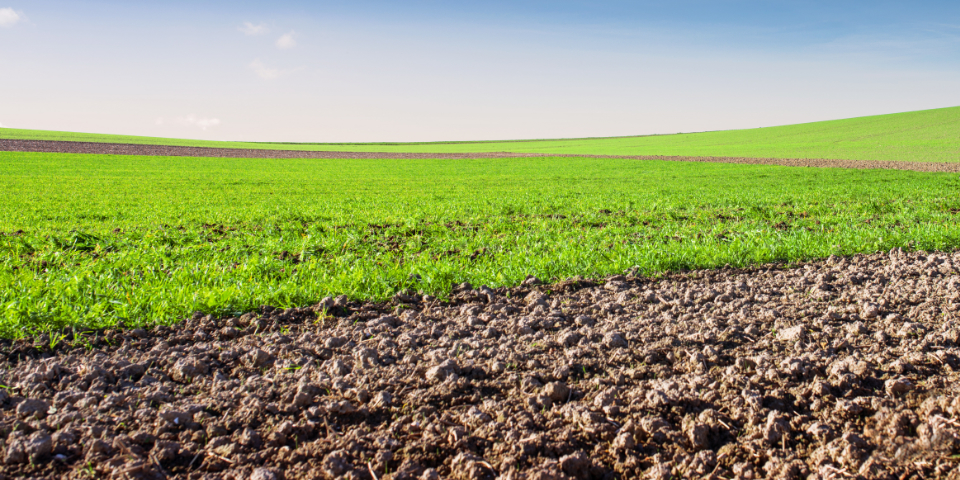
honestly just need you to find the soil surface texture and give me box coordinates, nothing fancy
[3,250,960,479]
[3,139,959,172]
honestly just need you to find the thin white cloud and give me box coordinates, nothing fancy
[0,122,7,128]
[276,32,297,49]
[0,8,23,27]
[249,59,282,79]
[156,115,221,130]
[239,22,267,36]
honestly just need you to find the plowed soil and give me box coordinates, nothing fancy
[2,250,960,479]
[2,139,959,172]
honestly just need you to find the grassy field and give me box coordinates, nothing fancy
[1,150,959,336]
[3,105,959,162]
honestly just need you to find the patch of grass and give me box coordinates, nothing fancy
[3,105,960,162]
[0,128,279,150]
[1,151,959,336]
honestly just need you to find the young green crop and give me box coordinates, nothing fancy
[1,150,959,337]
[315,105,960,162]
[3,105,959,162]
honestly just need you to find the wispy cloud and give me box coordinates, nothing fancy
[156,115,221,130]
[809,28,960,65]
[239,22,267,36]
[249,59,282,79]
[276,32,297,49]
[0,122,7,128]
[0,8,23,27]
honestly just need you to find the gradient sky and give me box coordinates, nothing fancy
[1,1,959,142]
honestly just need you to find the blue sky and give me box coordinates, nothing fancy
[1,1,959,141]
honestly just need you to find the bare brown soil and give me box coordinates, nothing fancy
[2,139,959,172]
[2,250,960,479]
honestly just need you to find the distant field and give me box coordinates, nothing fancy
[1,150,959,336]
[3,105,960,161]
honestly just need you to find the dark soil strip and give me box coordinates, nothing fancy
[3,138,959,172]
[2,250,960,478]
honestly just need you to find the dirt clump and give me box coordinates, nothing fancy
[2,249,960,478]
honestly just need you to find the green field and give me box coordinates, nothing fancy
[3,105,960,162]
[1,150,959,336]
